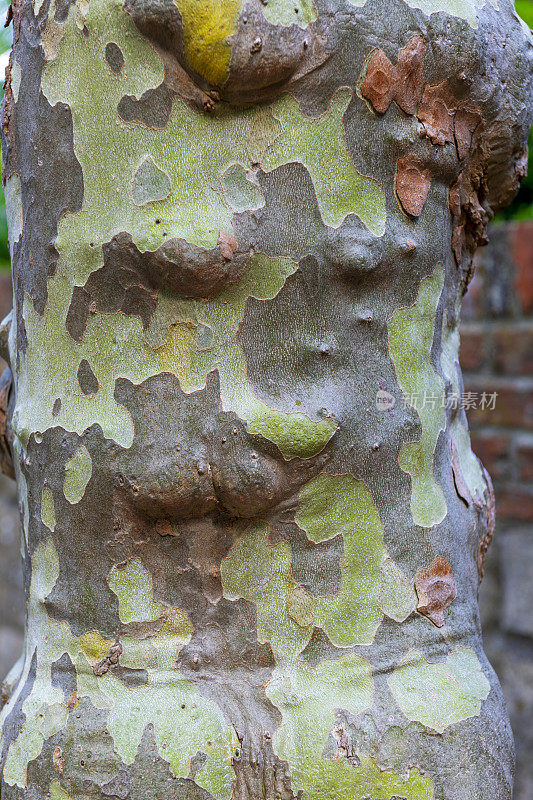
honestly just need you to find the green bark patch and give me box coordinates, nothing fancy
[272,751,433,800]
[222,522,314,663]
[101,669,238,800]
[267,657,377,799]
[131,156,172,206]
[295,474,385,646]
[388,646,490,732]
[261,0,317,28]
[108,558,164,624]
[48,779,71,799]
[379,555,417,623]
[152,608,194,671]
[221,164,265,213]
[62,444,92,505]
[388,264,447,528]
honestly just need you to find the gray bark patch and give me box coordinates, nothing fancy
[77,359,99,396]
[54,0,75,22]
[51,652,77,701]
[118,83,174,129]
[105,41,125,74]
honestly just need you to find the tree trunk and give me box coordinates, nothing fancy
[0,1,531,798]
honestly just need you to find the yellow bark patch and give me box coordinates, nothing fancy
[174,0,243,85]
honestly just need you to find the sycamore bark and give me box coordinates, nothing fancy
[0,1,532,799]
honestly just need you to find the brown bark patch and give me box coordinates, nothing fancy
[2,60,16,172]
[448,167,490,285]
[360,49,395,114]
[418,81,457,145]
[449,172,463,219]
[394,34,427,115]
[66,691,80,712]
[395,154,431,218]
[454,105,484,161]
[218,230,239,261]
[361,35,426,116]
[53,747,65,774]
[93,642,122,677]
[415,556,457,627]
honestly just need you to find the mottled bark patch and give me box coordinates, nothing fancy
[0,650,37,766]
[477,464,495,582]
[451,439,472,507]
[54,0,75,23]
[100,724,218,800]
[50,652,77,703]
[65,232,249,342]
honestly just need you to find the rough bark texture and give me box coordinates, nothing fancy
[0,1,532,799]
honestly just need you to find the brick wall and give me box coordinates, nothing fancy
[462,221,533,800]
[462,221,533,524]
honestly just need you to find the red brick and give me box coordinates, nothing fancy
[464,377,533,431]
[510,220,533,315]
[470,431,510,480]
[494,485,533,522]
[460,327,487,372]
[492,323,533,376]
[517,437,533,483]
